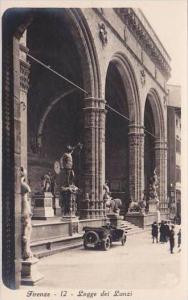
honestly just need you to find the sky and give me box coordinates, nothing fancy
[141,2,187,86]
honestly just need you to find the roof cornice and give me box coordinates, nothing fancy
[114,8,171,80]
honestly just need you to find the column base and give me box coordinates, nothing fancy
[21,257,44,286]
[126,212,158,228]
[62,216,79,236]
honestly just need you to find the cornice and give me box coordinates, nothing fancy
[92,8,168,95]
[114,8,171,80]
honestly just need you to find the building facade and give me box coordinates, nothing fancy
[167,85,181,222]
[2,8,171,288]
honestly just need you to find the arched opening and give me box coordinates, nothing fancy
[144,97,156,188]
[144,89,165,208]
[105,62,130,213]
[23,8,103,196]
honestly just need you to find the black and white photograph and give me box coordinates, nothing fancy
[1,1,187,300]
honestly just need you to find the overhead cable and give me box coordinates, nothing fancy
[26,52,156,139]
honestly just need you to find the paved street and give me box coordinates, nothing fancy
[35,226,181,289]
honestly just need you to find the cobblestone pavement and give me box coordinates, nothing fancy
[35,226,181,289]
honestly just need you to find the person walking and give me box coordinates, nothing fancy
[169,225,175,254]
[151,221,158,243]
[159,220,166,243]
[177,228,181,252]
[164,221,170,242]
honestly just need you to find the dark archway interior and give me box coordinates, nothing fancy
[105,62,129,212]
[27,11,84,192]
[144,97,155,190]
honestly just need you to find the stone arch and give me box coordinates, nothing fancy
[109,52,141,125]
[105,51,143,205]
[145,88,165,140]
[63,9,102,98]
[37,88,76,141]
[2,8,102,288]
[144,87,167,211]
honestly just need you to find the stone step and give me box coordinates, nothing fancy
[31,220,148,258]
[119,220,148,236]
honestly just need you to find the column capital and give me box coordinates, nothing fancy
[154,139,168,150]
[128,124,145,135]
[83,97,106,113]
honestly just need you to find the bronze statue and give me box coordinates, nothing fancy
[60,143,83,187]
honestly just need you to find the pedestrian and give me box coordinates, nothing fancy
[159,220,166,243]
[164,221,170,242]
[177,228,181,252]
[151,221,158,243]
[169,225,175,254]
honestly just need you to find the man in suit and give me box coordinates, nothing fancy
[151,221,158,243]
[169,225,175,254]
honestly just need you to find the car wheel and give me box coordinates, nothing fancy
[84,231,99,249]
[102,237,111,251]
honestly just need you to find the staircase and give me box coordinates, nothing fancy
[119,220,149,235]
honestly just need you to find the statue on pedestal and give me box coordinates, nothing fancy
[60,143,83,218]
[128,199,141,213]
[21,168,44,285]
[103,182,122,215]
[148,169,160,214]
[21,167,33,260]
[41,172,56,194]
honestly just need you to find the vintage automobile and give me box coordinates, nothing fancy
[83,225,127,250]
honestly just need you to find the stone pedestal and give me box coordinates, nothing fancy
[61,187,78,218]
[126,212,158,228]
[107,214,124,228]
[149,199,158,213]
[21,257,44,285]
[32,192,54,220]
[53,194,61,216]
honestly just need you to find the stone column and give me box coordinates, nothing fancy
[155,139,168,213]
[80,97,106,219]
[98,99,106,217]
[128,125,145,203]
[19,33,30,170]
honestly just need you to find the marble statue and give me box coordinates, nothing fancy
[103,182,122,215]
[21,167,33,260]
[41,172,56,194]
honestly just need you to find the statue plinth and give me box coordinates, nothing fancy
[21,257,44,286]
[149,198,158,213]
[107,213,124,228]
[61,185,78,219]
[53,193,61,216]
[32,192,54,220]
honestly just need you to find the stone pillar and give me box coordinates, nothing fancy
[128,125,145,203]
[98,99,106,217]
[155,139,168,213]
[19,33,30,170]
[80,98,106,219]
